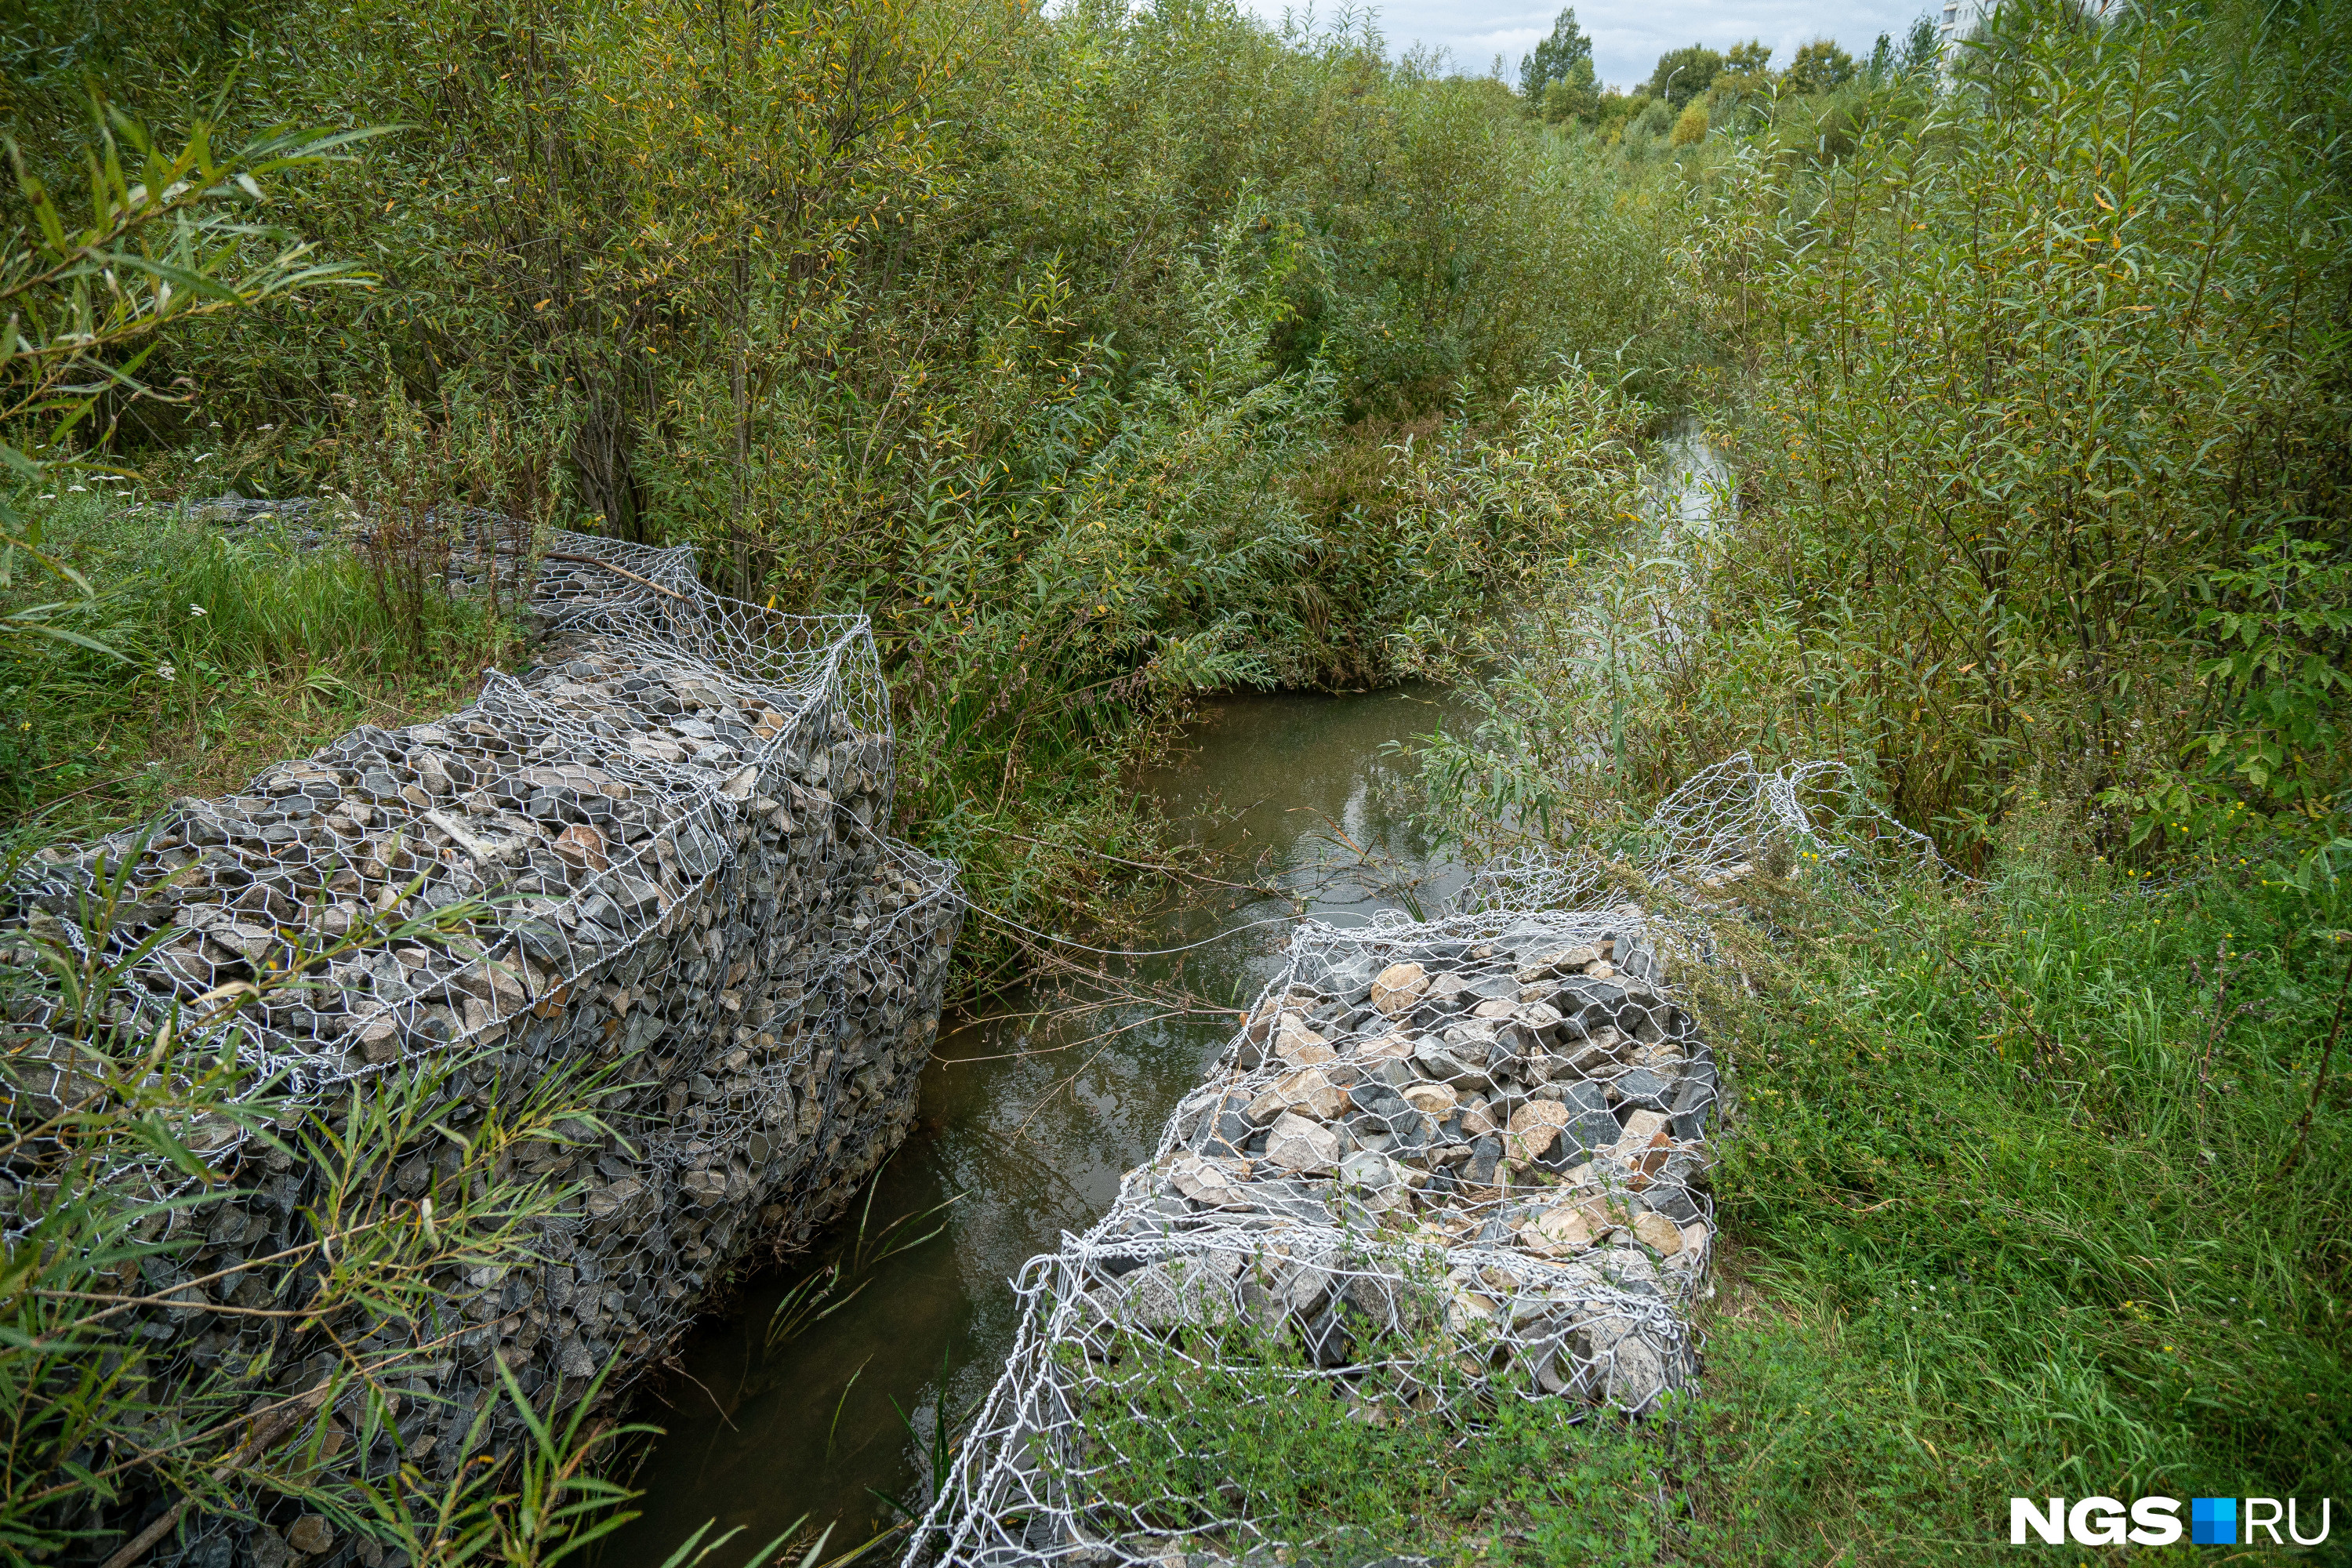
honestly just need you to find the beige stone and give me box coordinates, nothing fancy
[1371,961,1431,1015]
[1400,1081,1457,1116]
[1632,1210,1686,1254]
[1472,998,1516,1020]
[1168,1153,1251,1206]
[1620,1109,1670,1141]
[1523,1203,1596,1256]
[1273,1014,1327,1059]
[1247,1066,1348,1125]
[1566,1189,1638,1235]
[1504,1099,1570,1164]
[1362,1030,1416,1061]
[287,1516,335,1555]
[1445,1288,1501,1334]
[1265,1111,1341,1174]
[1612,1127,1675,1183]
[1516,945,1601,982]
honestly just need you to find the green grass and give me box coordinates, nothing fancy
[1064,844,2350,1563]
[1075,1329,1686,1567]
[1,494,525,840]
[1689,848,2350,1555]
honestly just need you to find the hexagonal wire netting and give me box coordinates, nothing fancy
[4,483,1942,1568]
[8,499,961,1356]
[906,755,1950,1567]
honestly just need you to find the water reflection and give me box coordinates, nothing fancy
[605,684,1468,1566]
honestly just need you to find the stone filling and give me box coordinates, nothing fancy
[913,913,1718,1568]
[5,524,963,1568]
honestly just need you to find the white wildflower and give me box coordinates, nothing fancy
[189,604,208,617]
[157,663,176,682]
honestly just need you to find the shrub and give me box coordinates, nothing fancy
[1680,0,2350,865]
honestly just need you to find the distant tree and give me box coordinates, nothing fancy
[1519,9,1595,100]
[1537,56,1601,123]
[1712,39,1773,94]
[1594,87,1646,140]
[1644,43,1724,108]
[1670,97,1711,144]
[1722,39,1772,76]
[1899,9,1944,71]
[1784,38,1857,93]
[1626,95,1675,142]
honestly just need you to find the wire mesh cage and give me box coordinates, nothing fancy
[909,753,1947,1567]
[3,514,964,1566]
[910,908,1712,1567]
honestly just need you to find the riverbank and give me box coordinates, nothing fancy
[615,372,2348,1562]
[1677,854,2349,1557]
[829,813,2343,1565]
[605,684,1472,1562]
[5,0,2344,1555]
[0,535,967,1568]
[1009,851,2346,1563]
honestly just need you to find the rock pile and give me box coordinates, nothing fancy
[913,913,1716,1568]
[5,525,962,1568]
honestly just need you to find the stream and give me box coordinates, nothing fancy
[603,422,1726,1566]
[604,684,1473,1566]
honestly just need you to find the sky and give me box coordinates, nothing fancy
[1242,0,1937,90]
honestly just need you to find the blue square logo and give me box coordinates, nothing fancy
[2191,1497,2237,1546]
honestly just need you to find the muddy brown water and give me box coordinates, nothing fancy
[602,684,1473,1566]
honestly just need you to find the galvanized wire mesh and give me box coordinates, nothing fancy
[4,514,963,1566]
[909,911,1710,1568]
[1454,752,1955,918]
[909,755,1931,1567]
[13,520,909,1165]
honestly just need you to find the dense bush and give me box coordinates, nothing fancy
[1398,8,2352,1546]
[1693,0,2351,864]
[3,0,1696,966]
[1428,0,2351,877]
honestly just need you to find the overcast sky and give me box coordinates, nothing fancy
[1245,0,1936,90]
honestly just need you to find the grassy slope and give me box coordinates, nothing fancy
[2,498,524,843]
[1682,851,2349,1560]
[1073,846,2349,1564]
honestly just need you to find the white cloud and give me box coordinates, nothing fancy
[1250,0,1931,89]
